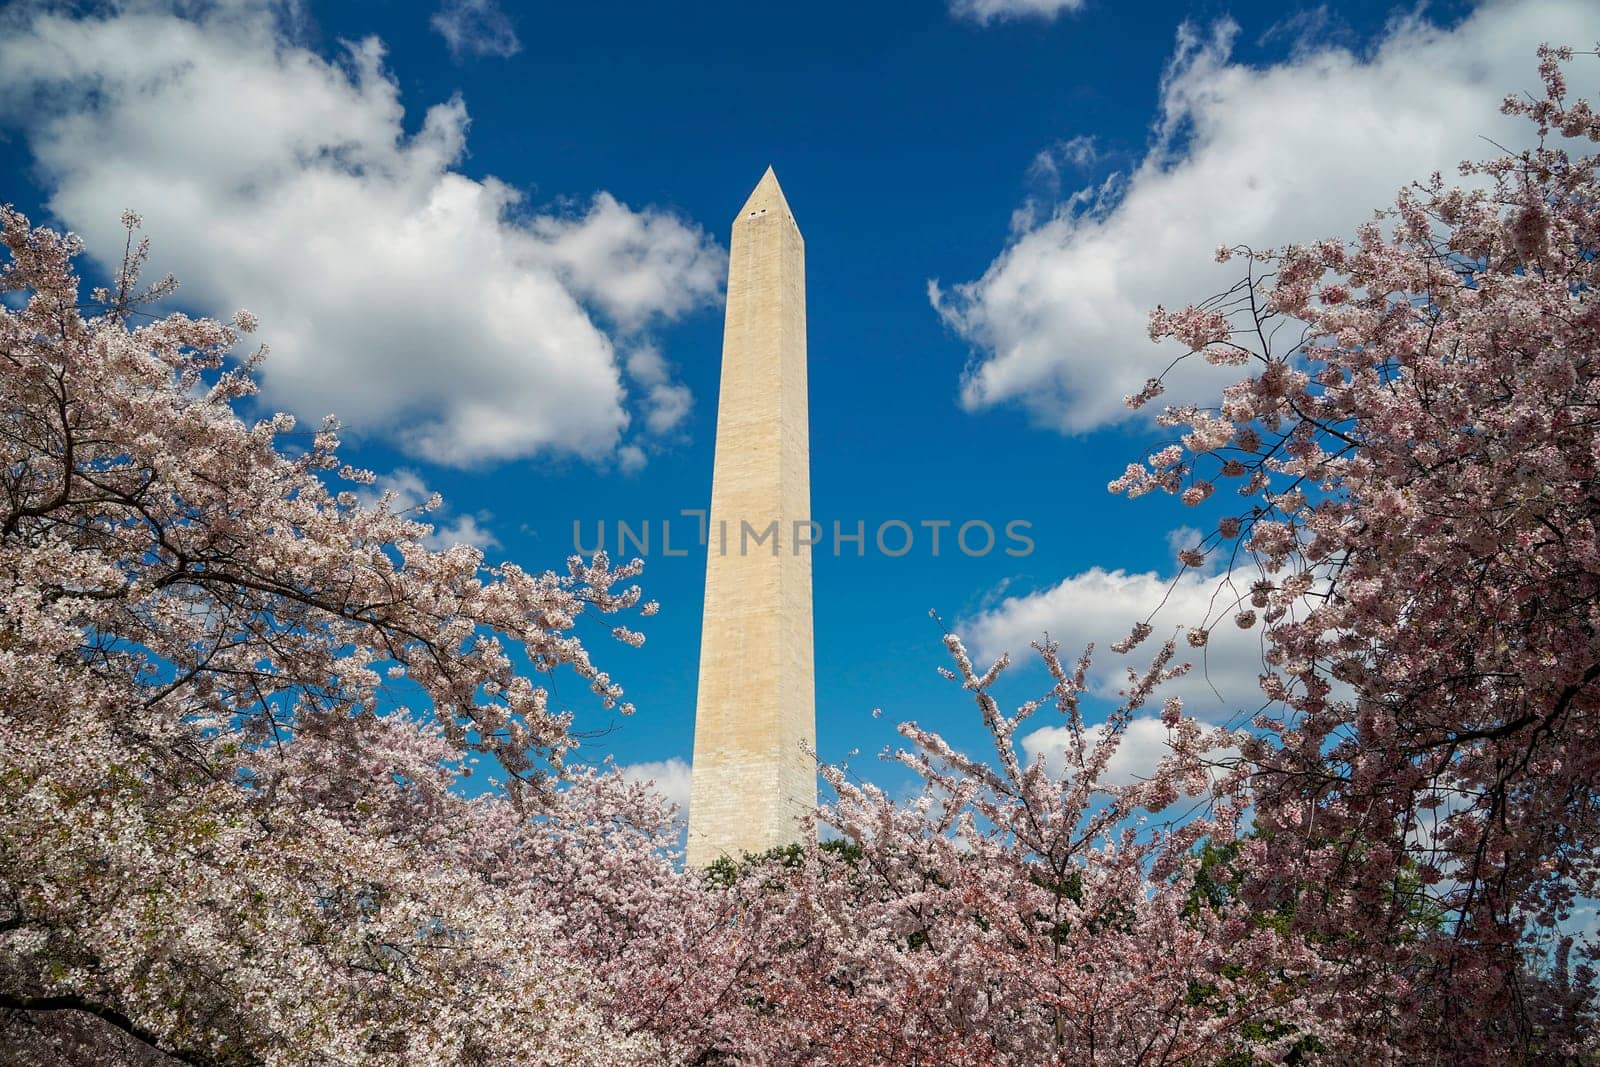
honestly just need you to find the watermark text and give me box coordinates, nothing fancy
[573,512,1034,558]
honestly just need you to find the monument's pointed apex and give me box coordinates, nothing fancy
[737,166,795,224]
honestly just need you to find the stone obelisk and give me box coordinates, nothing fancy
[686,168,816,868]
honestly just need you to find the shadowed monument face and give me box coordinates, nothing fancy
[685,169,816,869]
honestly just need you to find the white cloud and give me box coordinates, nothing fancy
[0,2,724,467]
[1020,715,1235,787]
[1010,137,1104,233]
[430,513,500,552]
[616,445,648,475]
[934,0,1600,434]
[960,564,1268,720]
[624,345,671,386]
[361,470,501,552]
[642,383,693,435]
[618,757,691,820]
[364,469,434,512]
[431,0,520,60]
[950,0,1086,25]
[1023,136,1100,201]
[1164,525,1205,566]
[532,196,725,332]
[1257,6,1355,56]
[622,344,694,437]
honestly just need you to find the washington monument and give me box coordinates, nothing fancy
[686,168,816,868]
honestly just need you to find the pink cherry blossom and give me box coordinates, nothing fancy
[1117,47,1600,1058]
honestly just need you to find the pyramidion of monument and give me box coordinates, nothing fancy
[739,166,797,224]
[686,169,816,868]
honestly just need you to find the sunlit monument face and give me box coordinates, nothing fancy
[686,169,816,869]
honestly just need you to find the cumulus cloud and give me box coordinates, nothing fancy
[430,514,499,551]
[1020,715,1237,787]
[362,470,501,552]
[532,198,725,331]
[950,0,1086,25]
[934,0,1599,434]
[618,757,692,820]
[0,2,724,467]
[1164,525,1206,568]
[642,383,693,435]
[623,344,694,437]
[431,0,520,60]
[960,563,1268,720]
[615,444,649,475]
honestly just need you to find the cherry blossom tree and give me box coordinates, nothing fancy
[696,634,1337,1066]
[1110,45,1600,1061]
[0,206,684,1064]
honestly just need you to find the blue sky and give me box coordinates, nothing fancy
[2,0,1595,812]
